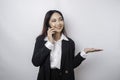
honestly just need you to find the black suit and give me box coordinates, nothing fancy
[32,35,85,80]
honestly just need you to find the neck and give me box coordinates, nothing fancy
[53,32,61,41]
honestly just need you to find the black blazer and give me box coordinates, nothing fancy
[32,35,85,80]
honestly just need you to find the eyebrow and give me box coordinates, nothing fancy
[54,17,62,18]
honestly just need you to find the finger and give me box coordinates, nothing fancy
[90,48,103,50]
[50,27,55,30]
[92,49,103,52]
[89,48,102,52]
[49,29,56,34]
[48,28,51,32]
[95,49,103,51]
[48,28,55,32]
[48,27,53,31]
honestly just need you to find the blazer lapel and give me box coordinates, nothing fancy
[60,40,69,69]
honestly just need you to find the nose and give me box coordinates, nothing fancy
[56,21,61,26]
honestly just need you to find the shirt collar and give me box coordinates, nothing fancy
[44,34,69,41]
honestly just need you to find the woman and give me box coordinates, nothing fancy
[32,10,103,80]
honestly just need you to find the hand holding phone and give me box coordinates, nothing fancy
[47,27,56,43]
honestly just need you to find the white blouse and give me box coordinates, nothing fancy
[44,34,87,69]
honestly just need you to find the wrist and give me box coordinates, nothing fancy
[84,50,88,54]
[48,38,54,44]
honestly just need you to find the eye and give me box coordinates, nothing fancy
[59,17,63,21]
[51,19,56,22]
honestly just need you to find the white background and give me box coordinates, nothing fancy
[0,0,120,80]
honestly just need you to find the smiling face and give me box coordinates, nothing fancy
[49,12,64,33]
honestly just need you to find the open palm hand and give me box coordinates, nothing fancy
[84,48,103,54]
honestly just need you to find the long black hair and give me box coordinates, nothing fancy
[40,10,67,37]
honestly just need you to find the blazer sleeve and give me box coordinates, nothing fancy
[70,39,86,69]
[32,36,51,67]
